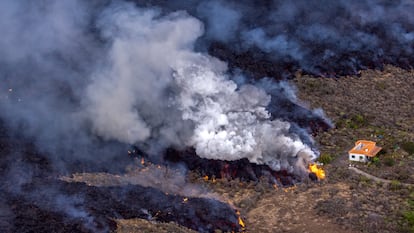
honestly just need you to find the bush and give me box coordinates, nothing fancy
[338,114,368,129]
[402,142,414,155]
[403,211,414,232]
[402,194,414,232]
[371,157,380,166]
[383,157,395,167]
[318,154,333,164]
[353,114,366,125]
[389,180,402,191]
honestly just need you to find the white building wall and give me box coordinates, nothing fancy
[349,153,368,162]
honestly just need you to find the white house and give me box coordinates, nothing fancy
[348,140,382,162]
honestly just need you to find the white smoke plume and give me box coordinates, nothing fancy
[0,0,324,177]
[82,2,319,173]
[173,61,317,172]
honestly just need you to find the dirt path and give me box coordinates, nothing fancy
[349,166,414,187]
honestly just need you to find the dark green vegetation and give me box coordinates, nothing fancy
[402,142,414,155]
[335,113,369,129]
[402,193,414,232]
[318,153,333,164]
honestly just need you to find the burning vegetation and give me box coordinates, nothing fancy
[308,163,326,180]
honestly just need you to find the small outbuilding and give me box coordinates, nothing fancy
[348,140,382,162]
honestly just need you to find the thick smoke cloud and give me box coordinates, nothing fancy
[0,0,324,175]
[3,0,411,177]
[86,2,320,173]
[0,0,111,162]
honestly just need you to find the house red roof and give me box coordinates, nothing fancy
[348,140,382,157]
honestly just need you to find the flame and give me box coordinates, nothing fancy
[236,210,245,230]
[141,157,145,165]
[309,163,326,180]
[202,175,216,183]
[282,185,296,193]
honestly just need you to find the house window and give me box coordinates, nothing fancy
[351,155,355,159]
[360,156,364,160]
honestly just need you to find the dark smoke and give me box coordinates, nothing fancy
[132,0,414,77]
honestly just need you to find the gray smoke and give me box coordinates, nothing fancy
[83,2,320,173]
[0,1,337,199]
[135,0,414,76]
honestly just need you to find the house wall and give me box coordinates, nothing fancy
[349,153,368,162]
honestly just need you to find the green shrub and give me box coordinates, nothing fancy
[353,114,366,125]
[403,211,414,231]
[371,157,380,166]
[339,114,368,129]
[347,121,358,129]
[334,119,345,129]
[390,180,402,190]
[383,157,395,166]
[402,194,414,232]
[402,142,414,155]
[318,154,333,164]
